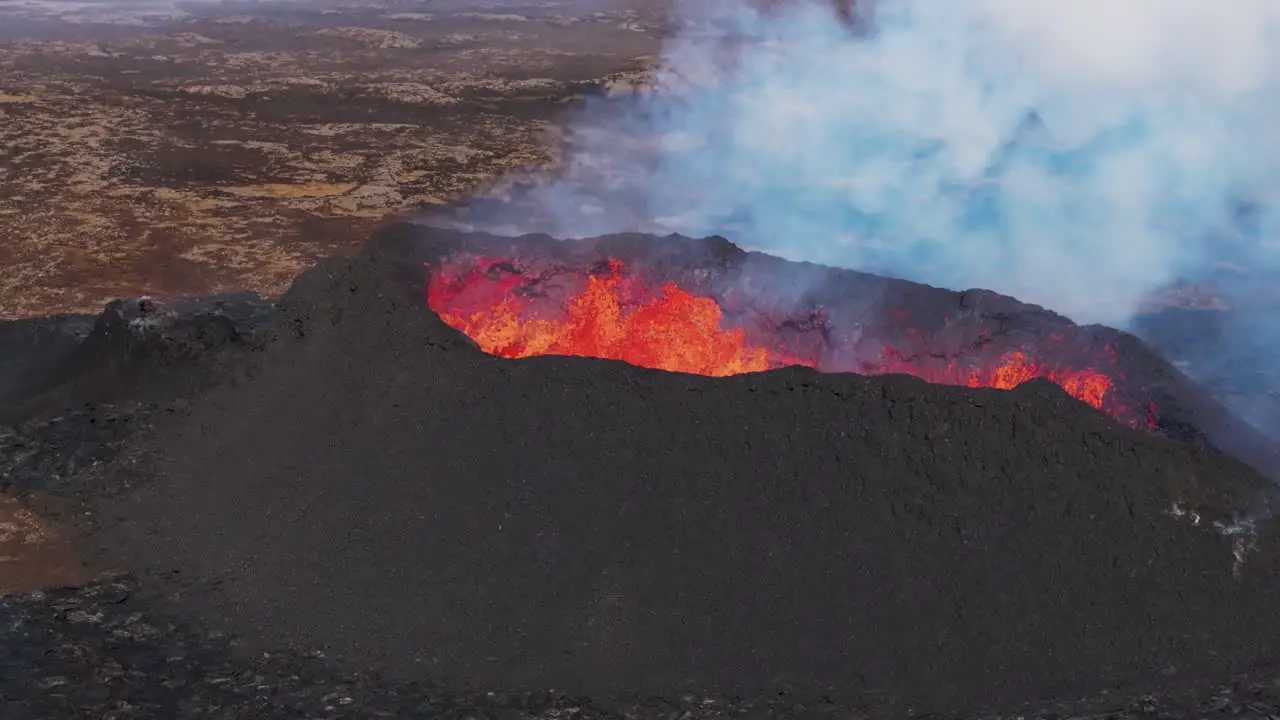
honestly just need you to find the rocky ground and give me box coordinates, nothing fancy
[0,0,661,319]
[7,578,1280,720]
[7,577,1280,720]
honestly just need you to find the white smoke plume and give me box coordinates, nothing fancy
[526,0,1280,327]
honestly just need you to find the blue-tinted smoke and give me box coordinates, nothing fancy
[531,0,1280,327]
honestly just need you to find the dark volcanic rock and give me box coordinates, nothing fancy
[0,293,275,427]
[0,293,275,497]
[12,577,1280,720]
[99,223,1280,718]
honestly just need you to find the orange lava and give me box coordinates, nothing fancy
[429,259,773,376]
[877,349,1114,410]
[427,257,1122,414]
[969,352,1113,409]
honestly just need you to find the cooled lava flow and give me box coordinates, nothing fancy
[426,255,1138,421]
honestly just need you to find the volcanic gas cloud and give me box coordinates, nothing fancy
[425,241,1152,429]
[458,0,1280,439]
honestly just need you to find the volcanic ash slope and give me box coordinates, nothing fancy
[105,228,1280,716]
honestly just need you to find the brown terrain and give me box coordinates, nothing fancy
[0,0,661,320]
[0,492,90,594]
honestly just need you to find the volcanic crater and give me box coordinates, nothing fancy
[416,226,1278,477]
[73,221,1280,718]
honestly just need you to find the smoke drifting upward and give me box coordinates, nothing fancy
[514,0,1280,329]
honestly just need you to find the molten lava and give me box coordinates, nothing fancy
[427,256,1126,416]
[970,352,1113,407]
[429,259,776,376]
[875,349,1114,410]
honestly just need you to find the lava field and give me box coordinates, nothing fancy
[54,222,1275,717]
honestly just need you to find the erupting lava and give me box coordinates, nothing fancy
[428,259,777,376]
[877,349,1115,410]
[969,353,1113,407]
[427,256,1126,415]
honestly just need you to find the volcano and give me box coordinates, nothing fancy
[92,221,1280,718]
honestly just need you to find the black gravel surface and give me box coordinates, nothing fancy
[11,577,1280,720]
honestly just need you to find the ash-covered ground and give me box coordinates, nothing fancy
[5,224,1276,717]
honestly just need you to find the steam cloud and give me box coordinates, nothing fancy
[519,0,1280,329]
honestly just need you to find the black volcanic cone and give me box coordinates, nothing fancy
[102,223,1280,717]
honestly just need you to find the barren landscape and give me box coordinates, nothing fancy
[0,0,660,318]
[4,2,1280,719]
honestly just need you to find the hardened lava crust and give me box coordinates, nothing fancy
[82,222,1280,718]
